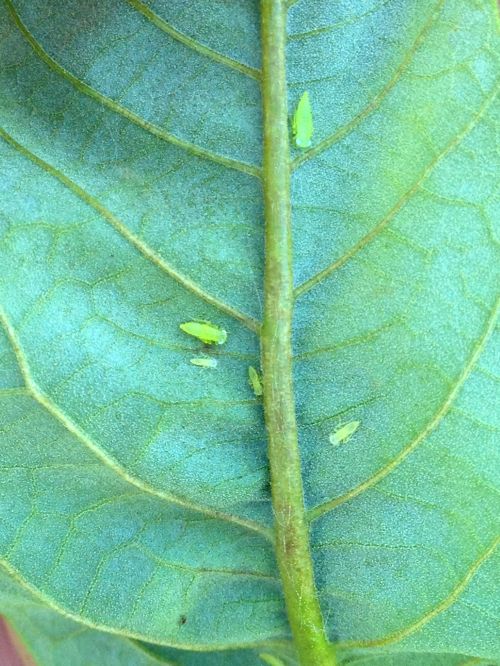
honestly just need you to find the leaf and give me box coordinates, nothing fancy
[0,570,490,666]
[0,569,279,666]
[0,574,492,666]
[0,619,36,666]
[0,0,499,665]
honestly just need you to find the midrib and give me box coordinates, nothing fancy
[259,1,334,664]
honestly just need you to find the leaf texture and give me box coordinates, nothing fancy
[0,0,499,664]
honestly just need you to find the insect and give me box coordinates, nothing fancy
[329,420,360,446]
[190,357,218,369]
[180,320,227,345]
[292,91,314,148]
[178,614,187,626]
[258,654,286,666]
[248,365,263,396]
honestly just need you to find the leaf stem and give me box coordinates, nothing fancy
[260,2,334,664]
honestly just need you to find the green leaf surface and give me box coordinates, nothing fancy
[1,571,494,666]
[0,576,495,666]
[0,569,281,666]
[0,0,499,664]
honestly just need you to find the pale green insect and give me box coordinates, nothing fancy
[180,320,227,345]
[190,357,218,369]
[329,420,360,446]
[248,365,263,396]
[292,91,314,148]
[258,653,286,666]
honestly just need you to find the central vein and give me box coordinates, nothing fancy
[259,2,334,664]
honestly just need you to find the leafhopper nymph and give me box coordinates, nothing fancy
[329,420,360,446]
[292,91,314,148]
[248,365,263,396]
[180,320,227,345]
[190,357,218,369]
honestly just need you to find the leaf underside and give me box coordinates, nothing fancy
[0,1,499,665]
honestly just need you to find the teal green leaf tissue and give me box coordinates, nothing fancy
[0,1,498,664]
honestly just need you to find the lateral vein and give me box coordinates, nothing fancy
[5,0,261,179]
[0,126,260,333]
[125,0,261,80]
[0,308,272,541]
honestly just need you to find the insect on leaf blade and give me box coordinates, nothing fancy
[180,320,227,345]
[190,357,218,368]
[248,365,263,396]
[329,420,360,446]
[292,91,314,148]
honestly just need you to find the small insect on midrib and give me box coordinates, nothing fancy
[248,365,263,396]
